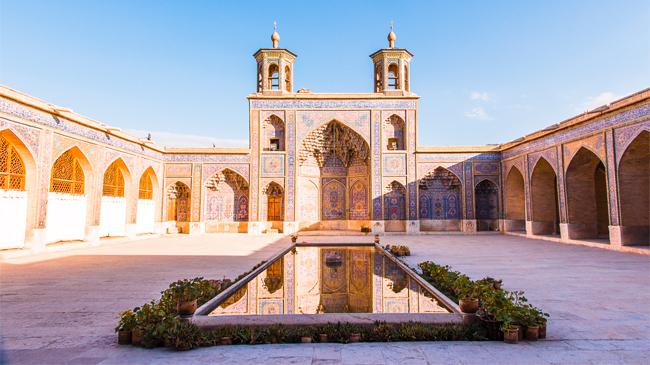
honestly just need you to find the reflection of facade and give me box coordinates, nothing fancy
[0,27,648,252]
[209,246,449,315]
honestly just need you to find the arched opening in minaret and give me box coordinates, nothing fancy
[268,63,279,90]
[298,120,370,231]
[387,63,399,90]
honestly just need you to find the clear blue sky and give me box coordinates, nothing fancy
[1,0,648,147]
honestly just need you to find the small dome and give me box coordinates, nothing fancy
[272,30,280,43]
[271,21,280,48]
[387,30,396,48]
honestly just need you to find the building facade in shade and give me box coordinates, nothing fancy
[0,29,648,253]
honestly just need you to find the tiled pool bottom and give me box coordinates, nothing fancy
[192,243,463,328]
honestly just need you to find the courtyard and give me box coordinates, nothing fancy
[1,234,648,364]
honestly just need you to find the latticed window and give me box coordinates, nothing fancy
[102,162,125,197]
[51,150,85,195]
[139,173,153,200]
[0,136,26,191]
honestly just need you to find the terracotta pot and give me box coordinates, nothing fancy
[177,299,198,315]
[301,336,312,343]
[220,336,232,345]
[349,333,361,343]
[525,326,539,341]
[131,328,143,346]
[503,327,519,344]
[459,298,479,313]
[538,324,547,339]
[117,330,132,345]
[319,334,328,343]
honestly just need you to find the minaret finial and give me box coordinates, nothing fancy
[271,20,280,48]
[387,20,396,48]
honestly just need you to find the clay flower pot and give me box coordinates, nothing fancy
[220,336,232,345]
[131,328,143,346]
[301,336,312,343]
[117,330,132,345]
[503,326,519,344]
[459,298,479,313]
[177,299,198,315]
[538,324,547,339]
[349,333,361,343]
[319,334,328,343]
[525,325,539,341]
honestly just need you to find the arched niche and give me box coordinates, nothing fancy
[504,166,525,232]
[617,130,649,245]
[530,157,560,236]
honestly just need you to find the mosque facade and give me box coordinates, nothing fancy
[0,29,648,253]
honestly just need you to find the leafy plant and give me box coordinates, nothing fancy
[115,309,137,332]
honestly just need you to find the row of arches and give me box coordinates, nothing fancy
[504,131,649,245]
[0,129,160,248]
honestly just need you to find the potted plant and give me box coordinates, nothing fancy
[502,323,519,344]
[167,278,203,315]
[319,333,328,342]
[297,327,313,343]
[115,309,137,345]
[349,332,361,343]
[455,275,480,313]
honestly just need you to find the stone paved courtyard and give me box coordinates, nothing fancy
[1,234,649,365]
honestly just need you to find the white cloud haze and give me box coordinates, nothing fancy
[469,91,491,101]
[464,107,492,120]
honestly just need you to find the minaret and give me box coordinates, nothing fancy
[370,21,413,95]
[254,21,297,95]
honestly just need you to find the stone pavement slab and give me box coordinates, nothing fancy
[1,233,649,364]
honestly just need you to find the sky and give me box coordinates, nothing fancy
[1,0,649,147]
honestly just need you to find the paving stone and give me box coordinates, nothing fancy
[1,233,648,364]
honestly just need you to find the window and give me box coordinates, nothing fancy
[284,65,291,92]
[0,135,26,191]
[257,62,263,92]
[268,64,279,90]
[51,150,85,195]
[388,63,399,90]
[103,161,125,197]
[387,138,399,151]
[269,138,280,151]
[139,173,153,200]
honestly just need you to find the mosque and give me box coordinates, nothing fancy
[0,27,648,254]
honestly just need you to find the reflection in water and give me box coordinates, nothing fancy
[209,246,449,316]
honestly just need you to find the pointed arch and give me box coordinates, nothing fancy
[166,181,191,224]
[135,166,159,234]
[504,166,525,231]
[102,158,131,198]
[384,114,405,151]
[204,168,249,223]
[284,65,291,92]
[387,63,399,89]
[530,157,559,235]
[47,146,92,243]
[384,180,406,232]
[418,167,462,222]
[0,129,36,249]
[617,130,649,245]
[263,114,285,151]
[268,63,279,90]
[565,147,609,241]
[264,181,284,230]
[475,178,499,231]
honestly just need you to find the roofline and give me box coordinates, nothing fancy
[253,48,298,58]
[248,92,419,100]
[416,145,500,153]
[499,87,650,151]
[369,48,414,58]
[164,147,250,154]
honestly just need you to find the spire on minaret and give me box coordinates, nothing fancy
[271,20,280,48]
[387,20,396,48]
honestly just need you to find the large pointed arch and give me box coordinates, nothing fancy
[530,157,560,235]
[102,158,132,198]
[384,180,406,232]
[166,181,191,233]
[136,166,160,234]
[99,158,132,237]
[0,129,37,249]
[475,178,499,231]
[47,146,93,243]
[204,168,249,231]
[418,167,462,231]
[565,147,609,241]
[617,130,649,245]
[504,166,525,232]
